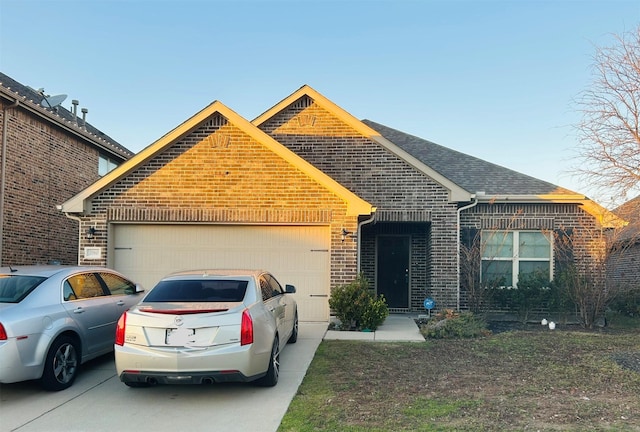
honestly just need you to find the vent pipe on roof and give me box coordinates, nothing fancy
[71,99,78,124]
[81,108,88,129]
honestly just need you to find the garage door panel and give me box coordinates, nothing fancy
[112,225,330,321]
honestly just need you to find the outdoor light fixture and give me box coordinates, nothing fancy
[341,228,356,242]
[86,226,96,239]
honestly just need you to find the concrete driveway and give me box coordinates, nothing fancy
[0,322,326,432]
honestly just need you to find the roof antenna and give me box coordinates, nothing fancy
[9,265,17,272]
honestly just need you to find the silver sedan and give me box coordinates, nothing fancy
[115,269,298,387]
[0,266,144,390]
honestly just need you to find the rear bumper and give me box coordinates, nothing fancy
[115,341,271,384]
[119,369,265,385]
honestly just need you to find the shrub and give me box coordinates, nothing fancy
[329,274,389,331]
[360,294,389,331]
[609,285,640,317]
[420,310,490,339]
[489,269,553,323]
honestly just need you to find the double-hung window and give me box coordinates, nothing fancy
[481,230,552,287]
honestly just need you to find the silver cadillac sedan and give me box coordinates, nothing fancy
[0,266,144,390]
[115,269,298,387]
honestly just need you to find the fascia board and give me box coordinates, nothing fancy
[252,85,472,203]
[477,194,626,228]
[1,87,129,159]
[61,100,374,217]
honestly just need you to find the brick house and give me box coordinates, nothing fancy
[59,85,619,321]
[0,72,133,266]
[608,196,640,291]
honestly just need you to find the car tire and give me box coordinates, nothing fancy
[255,337,279,387]
[288,311,298,344]
[41,336,79,391]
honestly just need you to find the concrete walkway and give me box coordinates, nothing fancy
[323,314,425,342]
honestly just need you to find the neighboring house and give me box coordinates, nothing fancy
[59,85,619,321]
[0,72,133,266]
[609,195,640,290]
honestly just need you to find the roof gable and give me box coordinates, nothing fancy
[253,85,472,202]
[60,100,373,216]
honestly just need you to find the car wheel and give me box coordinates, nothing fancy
[288,311,298,344]
[255,337,280,387]
[41,336,79,391]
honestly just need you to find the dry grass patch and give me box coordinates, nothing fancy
[279,328,640,431]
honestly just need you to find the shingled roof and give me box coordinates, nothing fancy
[0,72,133,159]
[362,119,578,197]
[613,195,640,243]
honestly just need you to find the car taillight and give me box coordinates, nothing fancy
[115,312,127,346]
[0,323,6,340]
[240,309,253,346]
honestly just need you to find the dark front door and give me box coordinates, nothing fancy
[377,235,410,309]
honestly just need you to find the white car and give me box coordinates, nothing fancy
[0,266,144,390]
[115,269,298,387]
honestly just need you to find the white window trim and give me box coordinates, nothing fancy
[481,230,554,287]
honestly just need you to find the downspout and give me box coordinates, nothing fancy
[0,100,20,267]
[62,210,84,265]
[456,194,478,311]
[356,213,376,273]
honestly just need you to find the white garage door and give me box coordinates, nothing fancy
[111,224,330,322]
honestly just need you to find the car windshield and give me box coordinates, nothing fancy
[144,279,248,302]
[0,275,47,303]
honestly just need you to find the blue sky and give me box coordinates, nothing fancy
[1,0,638,205]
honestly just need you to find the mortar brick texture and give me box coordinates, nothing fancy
[1,101,105,266]
[459,202,602,296]
[257,96,460,310]
[81,113,360,289]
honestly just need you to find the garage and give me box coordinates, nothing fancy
[110,224,330,321]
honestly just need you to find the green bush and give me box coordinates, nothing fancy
[610,285,640,317]
[420,310,490,339]
[489,269,554,323]
[329,274,389,331]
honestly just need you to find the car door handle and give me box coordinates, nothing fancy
[73,308,85,314]
[116,300,125,306]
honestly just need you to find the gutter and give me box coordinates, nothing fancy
[456,194,479,311]
[0,99,20,266]
[0,87,131,160]
[357,212,377,273]
[62,210,83,265]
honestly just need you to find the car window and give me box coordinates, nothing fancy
[65,273,106,300]
[266,275,284,297]
[98,272,136,296]
[0,275,46,303]
[259,276,272,301]
[144,279,248,302]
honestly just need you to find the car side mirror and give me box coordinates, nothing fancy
[135,284,145,293]
[285,284,296,294]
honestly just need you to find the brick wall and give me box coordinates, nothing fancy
[258,97,460,309]
[459,202,602,307]
[608,243,639,290]
[1,101,103,265]
[79,114,360,289]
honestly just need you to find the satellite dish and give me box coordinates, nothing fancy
[41,94,67,108]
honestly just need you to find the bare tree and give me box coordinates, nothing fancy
[574,26,640,200]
